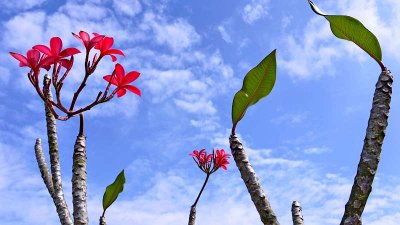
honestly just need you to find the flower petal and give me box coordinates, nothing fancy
[101,37,114,51]
[106,49,125,56]
[117,88,127,97]
[103,75,112,82]
[10,52,29,67]
[32,45,52,56]
[60,59,71,68]
[103,75,117,85]
[91,34,105,43]
[122,71,140,84]
[27,49,41,67]
[90,35,105,50]
[114,63,125,84]
[124,85,141,96]
[79,31,90,43]
[110,54,117,62]
[40,56,58,67]
[50,37,63,55]
[60,48,81,57]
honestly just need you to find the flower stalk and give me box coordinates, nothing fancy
[188,173,210,225]
[188,149,230,225]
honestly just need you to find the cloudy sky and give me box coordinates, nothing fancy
[1,0,400,224]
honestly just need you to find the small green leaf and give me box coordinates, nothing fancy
[308,0,382,64]
[102,170,125,212]
[232,49,276,130]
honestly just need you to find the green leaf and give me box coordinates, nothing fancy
[308,0,382,63]
[102,170,125,212]
[232,49,276,129]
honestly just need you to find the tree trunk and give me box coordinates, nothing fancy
[229,135,280,225]
[340,69,393,225]
[44,76,73,225]
[291,201,304,225]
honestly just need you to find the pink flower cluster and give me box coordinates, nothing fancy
[190,149,231,174]
[10,31,141,120]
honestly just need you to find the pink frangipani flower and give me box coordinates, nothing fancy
[33,37,80,58]
[72,31,105,51]
[103,63,141,98]
[10,49,55,71]
[94,34,124,62]
[190,148,230,174]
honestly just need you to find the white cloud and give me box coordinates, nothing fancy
[304,146,330,154]
[279,17,341,80]
[270,112,308,125]
[190,117,220,132]
[217,25,232,43]
[141,12,200,52]
[142,69,193,102]
[242,0,270,24]
[0,0,47,12]
[3,11,47,51]
[88,93,141,118]
[174,97,217,115]
[113,0,142,16]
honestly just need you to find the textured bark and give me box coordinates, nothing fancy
[34,138,54,196]
[229,135,280,225]
[291,201,304,225]
[99,216,106,225]
[72,135,88,225]
[188,205,196,225]
[44,76,73,225]
[340,69,393,225]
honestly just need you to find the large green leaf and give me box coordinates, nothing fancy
[102,170,125,212]
[232,49,276,130]
[308,0,382,63]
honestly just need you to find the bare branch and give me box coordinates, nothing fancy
[99,216,106,225]
[34,138,54,196]
[43,75,73,225]
[341,69,393,225]
[188,205,196,225]
[229,135,280,225]
[291,201,304,225]
[72,114,88,225]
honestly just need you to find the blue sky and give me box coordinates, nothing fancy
[1,0,400,224]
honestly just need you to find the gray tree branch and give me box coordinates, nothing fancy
[188,205,196,225]
[291,201,304,225]
[99,216,106,225]
[34,138,54,196]
[229,134,280,225]
[44,76,73,225]
[340,69,393,225]
[72,134,88,225]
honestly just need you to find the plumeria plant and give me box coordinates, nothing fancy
[309,1,393,224]
[10,31,140,225]
[221,1,393,225]
[9,1,395,225]
[188,149,231,225]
